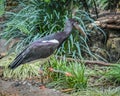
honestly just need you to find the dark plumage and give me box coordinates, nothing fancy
[8,18,78,69]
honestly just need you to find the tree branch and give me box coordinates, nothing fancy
[89,15,120,30]
[56,56,112,66]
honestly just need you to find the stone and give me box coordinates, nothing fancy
[107,37,120,62]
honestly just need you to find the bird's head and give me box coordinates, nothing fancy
[68,18,87,37]
[64,18,78,32]
[66,18,78,26]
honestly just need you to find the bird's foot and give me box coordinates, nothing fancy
[39,84,46,89]
[38,67,45,85]
[39,69,44,74]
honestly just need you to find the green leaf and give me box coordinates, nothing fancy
[0,0,5,16]
[44,0,50,3]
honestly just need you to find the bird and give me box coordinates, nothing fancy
[8,18,80,69]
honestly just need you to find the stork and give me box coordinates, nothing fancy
[8,18,80,69]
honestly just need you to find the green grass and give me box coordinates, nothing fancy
[44,57,88,90]
[0,53,40,80]
[105,64,120,84]
[72,87,120,96]
[0,0,4,16]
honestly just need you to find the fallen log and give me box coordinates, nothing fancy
[89,15,120,30]
[91,12,120,19]
[93,22,120,30]
[93,15,120,25]
[90,12,120,30]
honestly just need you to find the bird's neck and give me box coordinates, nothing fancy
[55,22,73,47]
[63,22,73,35]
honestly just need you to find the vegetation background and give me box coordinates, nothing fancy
[0,0,120,95]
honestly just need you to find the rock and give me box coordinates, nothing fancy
[0,79,70,96]
[107,37,120,62]
[88,26,120,62]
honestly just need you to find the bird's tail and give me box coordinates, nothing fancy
[8,55,23,69]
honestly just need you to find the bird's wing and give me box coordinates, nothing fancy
[8,39,59,69]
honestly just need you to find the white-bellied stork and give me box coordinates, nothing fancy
[8,18,80,69]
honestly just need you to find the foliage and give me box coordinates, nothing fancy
[0,54,40,79]
[0,0,5,16]
[44,58,88,90]
[72,87,120,96]
[87,0,108,10]
[96,0,108,10]
[105,64,120,84]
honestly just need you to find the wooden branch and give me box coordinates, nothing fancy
[96,15,120,24]
[101,24,120,29]
[56,56,112,66]
[92,21,120,30]
[91,12,120,19]
[89,15,120,30]
[97,15,120,21]
[61,88,73,92]
[83,60,111,66]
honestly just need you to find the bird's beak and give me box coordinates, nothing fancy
[73,22,87,37]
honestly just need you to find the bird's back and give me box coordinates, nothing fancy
[8,39,59,69]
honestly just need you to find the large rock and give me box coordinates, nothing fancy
[0,79,70,96]
[88,28,120,62]
[107,32,120,62]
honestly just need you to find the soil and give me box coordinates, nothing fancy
[0,68,69,96]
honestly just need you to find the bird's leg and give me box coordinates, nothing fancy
[48,60,51,67]
[39,65,44,85]
[39,60,51,88]
[39,65,47,89]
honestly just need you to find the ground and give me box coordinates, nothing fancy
[0,76,69,96]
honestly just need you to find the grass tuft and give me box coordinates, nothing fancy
[105,64,120,84]
[0,53,40,80]
[72,87,120,96]
[44,57,88,90]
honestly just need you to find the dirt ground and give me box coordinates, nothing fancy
[0,65,69,96]
[0,77,70,96]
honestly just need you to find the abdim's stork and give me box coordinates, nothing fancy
[8,18,79,69]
